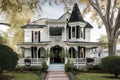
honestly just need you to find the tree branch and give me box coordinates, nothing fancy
[113,8,120,35]
[89,0,109,34]
[116,30,120,39]
[105,0,111,34]
[110,0,117,27]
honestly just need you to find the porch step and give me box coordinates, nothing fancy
[48,64,65,71]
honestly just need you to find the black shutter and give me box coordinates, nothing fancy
[69,27,71,39]
[32,31,33,42]
[84,47,86,58]
[76,26,80,38]
[38,31,40,42]
[84,27,85,39]
[31,47,34,58]
[78,46,80,58]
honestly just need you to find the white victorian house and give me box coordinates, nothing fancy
[16,3,103,69]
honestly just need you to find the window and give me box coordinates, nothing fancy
[35,31,38,42]
[72,27,75,38]
[80,27,84,38]
[50,27,62,36]
[31,31,40,42]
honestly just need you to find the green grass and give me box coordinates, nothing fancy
[4,72,39,80]
[77,73,120,80]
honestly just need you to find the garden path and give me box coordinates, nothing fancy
[45,71,70,80]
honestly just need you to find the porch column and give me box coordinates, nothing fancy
[37,47,39,65]
[76,51,79,69]
[77,47,79,69]
[47,47,50,65]
[21,47,25,58]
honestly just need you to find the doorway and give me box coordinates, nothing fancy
[50,45,64,63]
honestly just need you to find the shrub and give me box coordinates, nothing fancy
[67,72,79,80]
[86,58,94,63]
[65,59,74,71]
[14,66,40,72]
[39,72,47,80]
[101,56,120,77]
[39,61,48,72]
[0,45,19,75]
[78,67,88,72]
[86,64,102,71]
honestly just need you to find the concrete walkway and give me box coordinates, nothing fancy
[45,71,70,80]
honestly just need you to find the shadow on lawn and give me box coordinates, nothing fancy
[102,76,120,79]
[0,75,14,80]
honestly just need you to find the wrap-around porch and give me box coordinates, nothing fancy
[17,41,103,67]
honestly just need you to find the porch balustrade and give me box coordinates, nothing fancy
[68,58,101,65]
[50,36,62,41]
[69,58,86,64]
[18,58,45,65]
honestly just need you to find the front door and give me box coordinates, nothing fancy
[50,45,64,63]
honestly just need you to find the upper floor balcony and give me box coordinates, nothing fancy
[50,36,62,41]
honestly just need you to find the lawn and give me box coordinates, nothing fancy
[3,72,39,80]
[77,73,120,80]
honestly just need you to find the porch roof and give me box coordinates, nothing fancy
[66,41,102,48]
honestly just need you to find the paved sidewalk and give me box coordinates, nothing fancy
[45,71,70,80]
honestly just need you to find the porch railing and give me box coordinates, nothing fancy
[50,36,62,41]
[68,58,101,65]
[68,58,86,64]
[18,58,45,65]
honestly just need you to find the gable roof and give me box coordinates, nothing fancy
[68,3,85,23]
[58,12,71,20]
[21,24,46,28]
[85,23,93,28]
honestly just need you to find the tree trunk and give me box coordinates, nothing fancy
[108,37,117,56]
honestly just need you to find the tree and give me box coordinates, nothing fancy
[0,45,19,75]
[98,35,108,48]
[88,0,120,55]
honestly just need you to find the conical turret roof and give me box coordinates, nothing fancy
[68,3,85,22]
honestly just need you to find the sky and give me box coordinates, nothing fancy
[0,2,107,42]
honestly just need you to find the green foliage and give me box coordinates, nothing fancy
[39,61,48,72]
[65,53,70,58]
[78,67,88,72]
[0,45,19,75]
[86,64,102,71]
[67,72,79,80]
[59,51,65,59]
[86,57,94,63]
[98,35,108,48]
[65,59,74,71]
[14,66,40,72]
[39,72,47,80]
[49,52,54,57]
[101,56,120,77]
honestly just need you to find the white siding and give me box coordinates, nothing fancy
[24,48,31,58]
[85,29,91,41]
[40,28,49,41]
[24,30,32,42]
